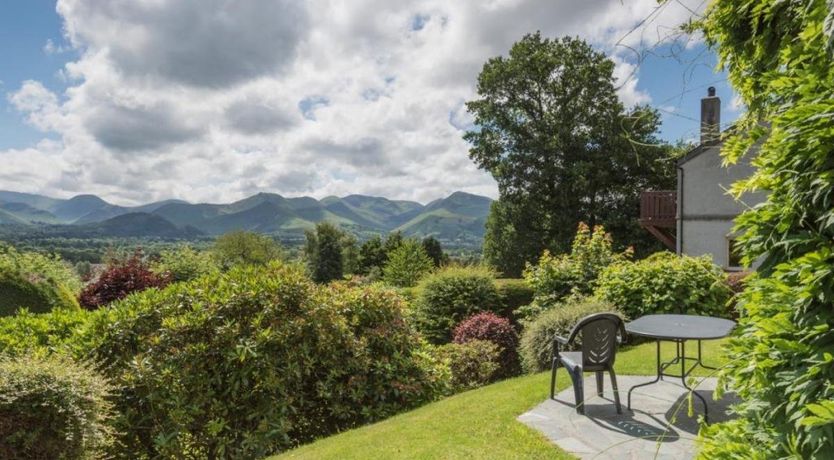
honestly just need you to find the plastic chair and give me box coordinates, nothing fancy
[550,313,625,414]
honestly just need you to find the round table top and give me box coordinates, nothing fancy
[625,314,736,340]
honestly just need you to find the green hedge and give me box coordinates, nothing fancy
[80,262,440,458]
[0,308,92,357]
[595,252,732,319]
[0,244,81,316]
[0,353,114,459]
[432,340,501,393]
[519,298,621,373]
[494,278,533,318]
[414,266,501,344]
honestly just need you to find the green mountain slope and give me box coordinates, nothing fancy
[0,202,60,224]
[0,190,493,247]
[395,192,492,245]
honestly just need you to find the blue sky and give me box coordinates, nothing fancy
[0,1,74,148]
[0,1,738,204]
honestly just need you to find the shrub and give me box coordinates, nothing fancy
[0,308,92,357]
[433,340,500,392]
[383,239,434,287]
[524,224,629,312]
[724,271,751,319]
[151,245,219,283]
[75,261,93,281]
[452,312,520,378]
[414,265,500,344]
[79,251,169,309]
[494,278,534,319]
[595,252,732,319]
[80,262,438,458]
[0,244,81,316]
[0,353,114,460]
[519,298,620,373]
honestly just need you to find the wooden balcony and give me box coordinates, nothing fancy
[639,191,676,250]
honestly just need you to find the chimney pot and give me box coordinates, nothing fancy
[700,88,720,144]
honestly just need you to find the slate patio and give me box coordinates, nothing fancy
[518,375,738,459]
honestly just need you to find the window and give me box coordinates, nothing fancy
[728,238,742,269]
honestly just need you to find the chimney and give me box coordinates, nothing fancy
[700,86,720,144]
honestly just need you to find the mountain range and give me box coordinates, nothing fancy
[0,190,493,247]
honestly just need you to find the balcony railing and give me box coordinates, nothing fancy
[639,191,676,225]
[639,190,676,250]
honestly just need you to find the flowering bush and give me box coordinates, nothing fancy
[79,251,169,309]
[452,312,520,378]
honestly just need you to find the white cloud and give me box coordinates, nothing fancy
[43,39,70,55]
[3,0,705,205]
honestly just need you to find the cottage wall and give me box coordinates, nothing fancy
[677,144,765,269]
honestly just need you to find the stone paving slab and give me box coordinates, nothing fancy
[518,375,738,459]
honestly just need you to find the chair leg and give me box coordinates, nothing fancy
[596,371,604,397]
[609,368,622,414]
[567,368,584,414]
[550,358,558,399]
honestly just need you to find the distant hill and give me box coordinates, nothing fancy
[0,190,493,247]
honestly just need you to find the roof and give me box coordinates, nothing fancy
[676,139,722,166]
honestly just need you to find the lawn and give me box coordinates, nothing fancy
[273,339,728,459]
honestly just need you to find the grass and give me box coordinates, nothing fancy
[273,339,728,459]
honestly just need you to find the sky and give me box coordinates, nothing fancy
[0,0,739,206]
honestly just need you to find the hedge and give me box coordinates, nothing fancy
[494,278,533,319]
[0,353,114,459]
[0,308,92,357]
[414,266,501,344]
[519,298,621,373]
[0,244,81,316]
[594,252,732,319]
[432,340,500,393]
[80,262,440,458]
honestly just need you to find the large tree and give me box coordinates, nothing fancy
[466,33,674,272]
[304,222,344,283]
[481,199,540,277]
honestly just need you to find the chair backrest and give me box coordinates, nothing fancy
[567,313,624,370]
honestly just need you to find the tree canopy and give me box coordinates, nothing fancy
[304,222,345,284]
[465,33,675,275]
[383,239,433,288]
[211,231,283,269]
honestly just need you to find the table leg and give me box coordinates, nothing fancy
[697,340,718,370]
[679,340,709,422]
[627,339,661,410]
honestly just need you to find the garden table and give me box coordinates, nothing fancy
[624,314,735,422]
